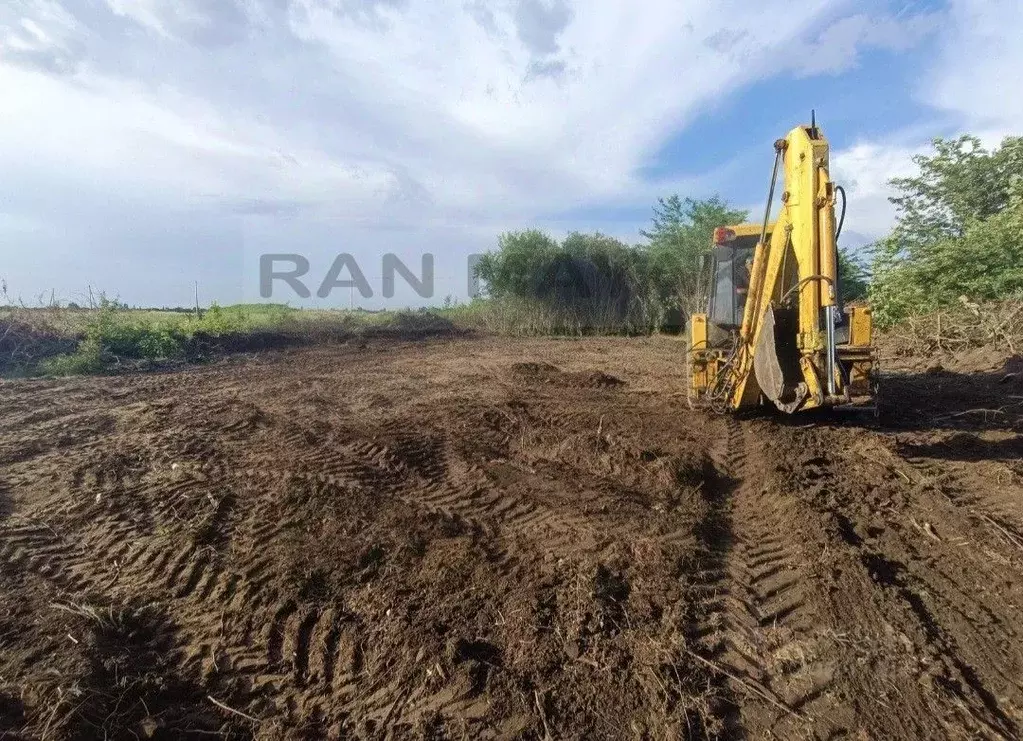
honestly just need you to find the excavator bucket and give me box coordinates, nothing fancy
[752,307,808,413]
[753,307,785,403]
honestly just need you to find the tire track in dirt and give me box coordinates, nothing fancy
[74,474,360,727]
[0,514,125,596]
[855,545,1019,738]
[375,423,602,555]
[0,520,76,585]
[0,477,240,601]
[688,417,991,739]
[125,400,659,732]
[249,422,604,563]
[898,445,1023,556]
[683,416,743,734]
[867,449,1023,735]
[8,337,1023,739]
[154,427,611,731]
[61,482,323,715]
[766,422,1023,737]
[0,438,251,696]
[686,417,826,736]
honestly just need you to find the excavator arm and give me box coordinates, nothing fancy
[689,121,876,413]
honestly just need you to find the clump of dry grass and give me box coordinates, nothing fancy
[0,311,79,373]
[27,601,239,740]
[440,296,658,336]
[880,297,1023,358]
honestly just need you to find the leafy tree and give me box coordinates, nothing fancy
[888,136,1023,246]
[640,195,748,319]
[474,230,653,331]
[870,136,1023,325]
[474,229,560,298]
[476,230,645,302]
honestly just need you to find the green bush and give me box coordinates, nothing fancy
[33,300,302,375]
[473,197,748,333]
[475,230,656,332]
[96,322,185,359]
[439,296,640,336]
[39,338,104,376]
[83,299,186,359]
[869,136,1023,326]
[187,303,294,335]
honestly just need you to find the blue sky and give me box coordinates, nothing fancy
[0,0,1019,308]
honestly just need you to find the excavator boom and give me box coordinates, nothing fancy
[689,121,876,413]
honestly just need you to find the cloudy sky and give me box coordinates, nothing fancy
[0,0,1019,308]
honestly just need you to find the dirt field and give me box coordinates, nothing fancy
[2,336,1022,740]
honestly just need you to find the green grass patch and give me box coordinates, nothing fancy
[38,338,105,376]
[25,302,453,377]
[33,301,301,376]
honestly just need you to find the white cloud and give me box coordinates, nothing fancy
[832,140,923,246]
[0,65,398,220]
[0,0,81,72]
[924,0,1023,137]
[5,0,889,224]
[102,0,227,39]
[793,11,939,77]
[284,0,852,214]
[830,0,1023,244]
[0,0,961,303]
[102,0,193,36]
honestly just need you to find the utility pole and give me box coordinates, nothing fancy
[194,281,200,318]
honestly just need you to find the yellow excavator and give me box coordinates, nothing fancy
[689,117,877,413]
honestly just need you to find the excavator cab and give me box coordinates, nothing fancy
[689,120,877,414]
[707,225,765,330]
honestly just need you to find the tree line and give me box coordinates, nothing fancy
[475,134,1023,332]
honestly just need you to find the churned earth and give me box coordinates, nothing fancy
[1,335,1021,739]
